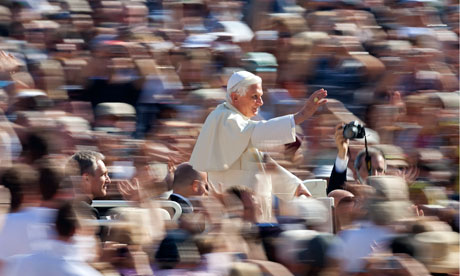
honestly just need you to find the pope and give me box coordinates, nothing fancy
[190,71,327,221]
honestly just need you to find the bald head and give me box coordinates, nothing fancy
[328,189,355,208]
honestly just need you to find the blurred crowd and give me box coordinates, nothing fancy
[0,0,458,275]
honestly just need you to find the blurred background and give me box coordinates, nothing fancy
[0,0,458,275]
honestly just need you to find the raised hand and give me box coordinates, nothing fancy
[294,183,312,197]
[334,123,349,160]
[206,181,225,203]
[294,88,328,124]
[0,51,21,75]
[117,178,141,202]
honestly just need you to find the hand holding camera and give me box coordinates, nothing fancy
[342,121,366,140]
[335,124,349,160]
[335,121,365,160]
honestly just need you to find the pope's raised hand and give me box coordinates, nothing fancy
[295,184,312,197]
[294,88,327,124]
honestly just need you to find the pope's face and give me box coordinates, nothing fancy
[231,83,264,118]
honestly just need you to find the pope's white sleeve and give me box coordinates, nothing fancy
[251,114,296,147]
[270,157,303,201]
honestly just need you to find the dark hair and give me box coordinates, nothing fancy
[68,150,104,176]
[353,147,387,172]
[22,131,50,162]
[172,163,202,191]
[155,231,199,269]
[55,201,79,238]
[226,185,253,201]
[390,235,416,257]
[1,164,38,212]
[38,160,64,201]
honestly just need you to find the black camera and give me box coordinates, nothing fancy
[343,121,365,139]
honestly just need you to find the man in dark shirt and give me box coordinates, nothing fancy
[169,163,208,213]
[327,124,386,194]
[66,150,111,219]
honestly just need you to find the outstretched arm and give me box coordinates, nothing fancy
[327,124,350,194]
[251,88,328,147]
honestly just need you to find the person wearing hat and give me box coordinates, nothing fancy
[94,102,136,135]
[189,71,327,221]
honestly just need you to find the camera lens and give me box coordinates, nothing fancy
[343,126,358,139]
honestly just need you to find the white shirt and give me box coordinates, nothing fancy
[2,240,103,276]
[334,155,349,173]
[0,207,56,259]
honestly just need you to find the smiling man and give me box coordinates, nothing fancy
[67,150,111,219]
[190,71,327,221]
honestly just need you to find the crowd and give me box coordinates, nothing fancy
[0,0,458,275]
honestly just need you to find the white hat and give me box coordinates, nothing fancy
[368,200,413,225]
[366,175,409,201]
[286,197,328,226]
[95,102,136,117]
[415,231,460,274]
[226,71,261,95]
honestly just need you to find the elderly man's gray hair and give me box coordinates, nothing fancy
[226,85,250,103]
[68,150,105,176]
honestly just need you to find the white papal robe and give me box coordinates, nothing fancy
[189,101,305,221]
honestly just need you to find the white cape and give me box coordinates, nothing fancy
[190,102,305,220]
